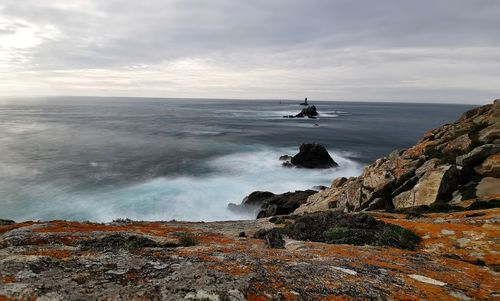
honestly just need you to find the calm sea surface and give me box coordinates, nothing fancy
[0,97,473,221]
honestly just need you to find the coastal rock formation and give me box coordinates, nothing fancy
[283,105,319,118]
[297,105,318,117]
[228,190,317,218]
[296,100,500,214]
[281,143,338,169]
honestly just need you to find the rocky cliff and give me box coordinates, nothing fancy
[296,100,499,214]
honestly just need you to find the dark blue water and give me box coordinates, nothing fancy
[0,97,473,221]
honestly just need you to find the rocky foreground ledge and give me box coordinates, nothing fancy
[0,209,498,300]
[1,100,499,300]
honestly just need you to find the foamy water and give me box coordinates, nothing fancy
[7,147,361,222]
[0,97,472,222]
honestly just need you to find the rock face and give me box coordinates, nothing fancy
[281,143,338,169]
[228,190,317,218]
[296,99,500,214]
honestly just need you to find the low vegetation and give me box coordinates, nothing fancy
[80,234,159,251]
[175,232,198,247]
[256,211,421,250]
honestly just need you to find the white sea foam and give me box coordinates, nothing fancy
[9,146,363,222]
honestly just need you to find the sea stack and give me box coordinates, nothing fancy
[281,143,338,168]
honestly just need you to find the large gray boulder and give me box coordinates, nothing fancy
[391,165,458,208]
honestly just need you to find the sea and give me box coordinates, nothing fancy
[0,97,474,222]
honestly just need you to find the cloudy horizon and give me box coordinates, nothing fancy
[1,0,499,104]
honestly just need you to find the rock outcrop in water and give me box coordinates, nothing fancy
[295,100,499,214]
[1,100,499,300]
[283,105,318,118]
[228,190,317,218]
[296,105,318,117]
[281,143,338,169]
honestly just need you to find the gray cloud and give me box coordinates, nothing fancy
[0,0,499,103]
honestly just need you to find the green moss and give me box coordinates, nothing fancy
[323,227,350,241]
[375,225,421,250]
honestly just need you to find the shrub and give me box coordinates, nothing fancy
[255,211,421,250]
[177,233,197,247]
[323,227,350,241]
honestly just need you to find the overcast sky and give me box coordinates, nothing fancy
[0,0,499,103]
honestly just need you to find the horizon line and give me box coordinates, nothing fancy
[0,95,491,106]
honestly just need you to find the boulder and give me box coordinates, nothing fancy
[475,177,500,199]
[290,144,338,169]
[331,177,347,188]
[392,165,458,208]
[227,191,275,214]
[279,155,292,161]
[362,168,395,194]
[456,144,499,167]
[415,158,441,178]
[474,154,500,177]
[229,190,318,218]
[478,125,500,144]
[441,134,472,155]
[256,190,317,218]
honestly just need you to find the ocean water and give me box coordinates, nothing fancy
[0,97,473,222]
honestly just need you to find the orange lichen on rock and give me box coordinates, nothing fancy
[23,249,72,260]
[32,221,128,233]
[210,263,254,276]
[377,209,500,266]
[0,275,15,284]
[195,232,234,245]
[1,207,497,300]
[31,220,198,239]
[0,221,36,235]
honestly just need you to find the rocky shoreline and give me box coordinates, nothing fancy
[1,100,498,300]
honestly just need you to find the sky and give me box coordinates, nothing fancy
[0,0,499,103]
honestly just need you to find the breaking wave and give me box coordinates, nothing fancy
[5,146,363,222]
